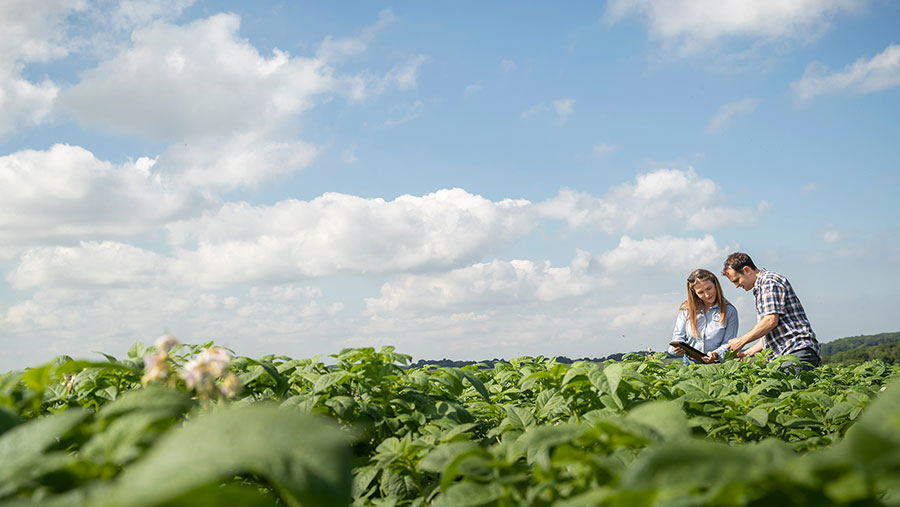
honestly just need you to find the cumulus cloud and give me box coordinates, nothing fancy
[536,167,760,233]
[1,283,344,367]
[60,14,335,142]
[8,241,170,289]
[706,98,760,134]
[605,0,862,55]
[0,0,85,137]
[0,144,208,248]
[167,189,535,286]
[365,250,604,315]
[8,189,536,290]
[791,43,900,102]
[553,98,575,124]
[595,234,733,272]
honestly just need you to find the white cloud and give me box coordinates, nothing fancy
[0,69,59,138]
[157,132,318,191]
[521,103,548,119]
[824,230,840,243]
[8,241,170,289]
[553,98,575,124]
[0,0,85,64]
[8,189,536,290]
[167,189,535,286]
[383,100,425,128]
[316,9,395,62]
[0,144,208,248]
[706,98,760,134]
[595,234,734,272]
[536,167,760,233]
[464,81,483,96]
[605,0,862,55]
[365,250,605,315]
[0,0,86,138]
[1,283,344,367]
[107,0,196,32]
[791,43,900,102]
[60,14,335,142]
[593,142,616,156]
[500,59,517,72]
[57,12,423,190]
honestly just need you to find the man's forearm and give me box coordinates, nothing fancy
[729,314,778,351]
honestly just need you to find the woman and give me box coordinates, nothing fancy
[668,268,739,364]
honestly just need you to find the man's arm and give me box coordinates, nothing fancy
[737,340,764,358]
[727,314,778,351]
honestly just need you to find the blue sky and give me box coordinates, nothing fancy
[1,0,899,371]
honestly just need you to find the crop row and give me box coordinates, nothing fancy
[1,340,899,506]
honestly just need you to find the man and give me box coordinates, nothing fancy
[722,252,821,370]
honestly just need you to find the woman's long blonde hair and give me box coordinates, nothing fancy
[679,268,728,338]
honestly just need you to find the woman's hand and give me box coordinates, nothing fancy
[701,351,719,363]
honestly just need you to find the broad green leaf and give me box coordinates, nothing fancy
[127,341,145,360]
[624,401,689,440]
[604,363,623,397]
[314,371,349,394]
[0,410,89,496]
[744,407,769,427]
[536,389,567,420]
[504,405,536,431]
[452,368,491,403]
[87,405,352,507]
[432,482,506,507]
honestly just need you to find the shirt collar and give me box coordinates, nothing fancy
[752,268,766,296]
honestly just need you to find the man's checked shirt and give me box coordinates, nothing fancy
[753,269,820,358]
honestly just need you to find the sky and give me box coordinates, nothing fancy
[1,0,899,371]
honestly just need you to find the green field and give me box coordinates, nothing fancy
[2,339,900,506]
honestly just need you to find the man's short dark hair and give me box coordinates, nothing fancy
[723,252,757,274]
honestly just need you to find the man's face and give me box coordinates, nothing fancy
[724,267,755,291]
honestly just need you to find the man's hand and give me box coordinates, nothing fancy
[701,351,719,363]
[736,349,756,359]
[727,336,745,351]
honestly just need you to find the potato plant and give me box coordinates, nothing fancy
[1,339,899,506]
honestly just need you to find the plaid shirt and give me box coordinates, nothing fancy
[753,269,820,358]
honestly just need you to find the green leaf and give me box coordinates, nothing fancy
[452,368,491,403]
[744,407,769,427]
[0,410,89,496]
[314,371,349,394]
[536,389,567,420]
[127,341,145,360]
[624,401,689,440]
[432,482,506,507]
[504,406,536,431]
[419,441,479,473]
[87,405,352,507]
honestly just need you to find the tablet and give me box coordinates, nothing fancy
[669,340,707,362]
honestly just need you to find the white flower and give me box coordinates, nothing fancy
[142,352,169,384]
[180,346,233,395]
[155,334,179,354]
[220,372,240,398]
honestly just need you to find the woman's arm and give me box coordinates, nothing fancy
[668,310,688,355]
[712,305,739,361]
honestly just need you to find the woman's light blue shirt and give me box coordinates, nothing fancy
[668,302,739,363]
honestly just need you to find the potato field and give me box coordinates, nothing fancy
[1,338,899,506]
